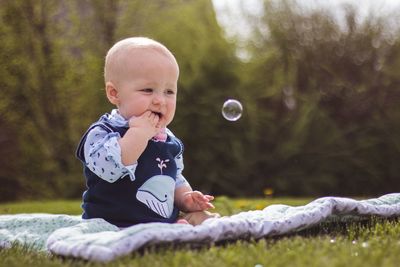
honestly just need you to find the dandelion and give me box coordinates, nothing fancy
[263,188,274,197]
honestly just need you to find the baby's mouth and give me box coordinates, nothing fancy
[152,111,162,118]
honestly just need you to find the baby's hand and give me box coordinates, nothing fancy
[182,191,215,212]
[128,111,160,140]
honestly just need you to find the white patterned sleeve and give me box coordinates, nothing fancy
[175,154,190,188]
[83,127,137,183]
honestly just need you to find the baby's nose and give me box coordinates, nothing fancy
[152,93,165,104]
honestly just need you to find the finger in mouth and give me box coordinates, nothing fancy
[152,111,162,118]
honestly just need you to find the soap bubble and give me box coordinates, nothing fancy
[222,99,243,121]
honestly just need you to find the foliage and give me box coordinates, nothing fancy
[0,0,399,201]
[234,0,400,196]
[0,0,239,201]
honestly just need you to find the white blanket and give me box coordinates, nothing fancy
[0,193,399,262]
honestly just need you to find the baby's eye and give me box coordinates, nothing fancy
[141,88,153,93]
[165,89,175,95]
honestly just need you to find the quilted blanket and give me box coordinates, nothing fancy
[1,193,399,262]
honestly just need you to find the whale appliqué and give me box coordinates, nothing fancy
[136,175,175,218]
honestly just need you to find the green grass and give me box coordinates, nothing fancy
[1,197,399,267]
[0,200,82,215]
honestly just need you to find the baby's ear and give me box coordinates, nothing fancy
[105,82,119,105]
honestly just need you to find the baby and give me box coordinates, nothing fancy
[76,37,219,227]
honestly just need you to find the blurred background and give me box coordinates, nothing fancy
[1,0,399,202]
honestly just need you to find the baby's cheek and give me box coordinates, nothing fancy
[164,115,174,126]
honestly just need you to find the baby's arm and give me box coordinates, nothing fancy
[84,128,135,182]
[174,185,215,212]
[119,111,160,165]
[84,111,161,182]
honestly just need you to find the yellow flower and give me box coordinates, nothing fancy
[263,188,274,196]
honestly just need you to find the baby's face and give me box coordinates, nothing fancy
[114,49,179,128]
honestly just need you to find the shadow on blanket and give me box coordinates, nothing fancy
[134,215,400,254]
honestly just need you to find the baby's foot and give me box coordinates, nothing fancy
[176,219,190,224]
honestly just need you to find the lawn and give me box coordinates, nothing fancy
[0,197,399,267]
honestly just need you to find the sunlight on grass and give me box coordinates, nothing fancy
[0,200,82,215]
[0,198,399,267]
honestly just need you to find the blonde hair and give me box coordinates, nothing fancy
[104,37,178,84]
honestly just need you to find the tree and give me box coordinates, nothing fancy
[238,0,400,196]
[0,0,79,198]
[0,0,240,200]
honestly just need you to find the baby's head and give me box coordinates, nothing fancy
[104,37,179,128]
[104,37,179,86]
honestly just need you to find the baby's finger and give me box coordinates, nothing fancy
[204,195,214,201]
[191,191,204,199]
[148,111,156,119]
[196,194,213,203]
[147,112,160,126]
[202,202,215,210]
[150,114,158,124]
[141,110,153,118]
[193,196,207,205]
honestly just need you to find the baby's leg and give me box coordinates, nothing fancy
[179,211,220,226]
